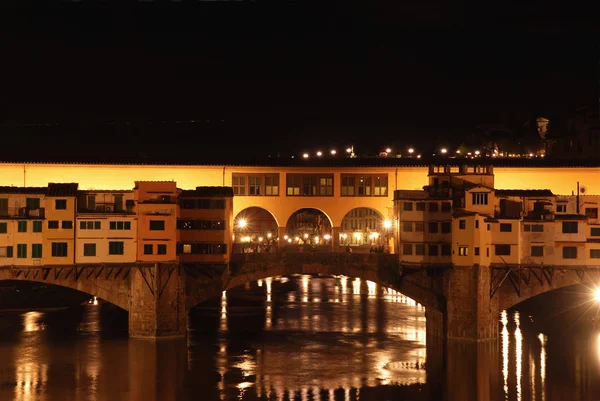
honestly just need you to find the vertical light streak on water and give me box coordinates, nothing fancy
[529,349,536,401]
[501,310,509,400]
[515,312,522,401]
[353,278,361,295]
[220,291,228,333]
[539,333,546,401]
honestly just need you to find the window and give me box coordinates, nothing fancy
[149,220,165,231]
[500,223,512,232]
[0,223,6,233]
[441,202,451,212]
[180,199,226,209]
[403,202,413,211]
[429,203,438,212]
[340,174,387,197]
[0,198,7,216]
[471,192,489,205]
[414,222,424,232]
[17,244,27,258]
[32,244,42,258]
[80,221,102,230]
[428,244,438,256]
[441,222,451,233]
[459,220,466,230]
[232,174,279,196]
[474,247,480,256]
[341,176,355,196]
[144,244,153,255]
[556,204,567,213]
[51,242,68,257]
[562,222,578,234]
[495,245,511,256]
[441,244,451,256]
[416,202,426,211]
[486,248,490,257]
[458,246,468,256]
[177,243,226,254]
[83,243,96,256]
[33,221,42,232]
[17,221,27,232]
[403,244,413,255]
[55,199,67,210]
[249,176,262,195]
[487,224,490,231]
[110,221,131,230]
[415,244,425,255]
[157,244,167,255]
[531,246,544,257]
[591,227,600,236]
[402,222,413,232]
[590,249,600,259]
[429,222,438,233]
[26,198,40,209]
[586,208,598,219]
[475,220,479,229]
[86,195,96,210]
[286,174,334,197]
[62,221,73,229]
[109,241,124,255]
[524,224,544,232]
[562,246,577,259]
[48,220,59,229]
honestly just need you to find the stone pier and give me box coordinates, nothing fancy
[129,264,187,339]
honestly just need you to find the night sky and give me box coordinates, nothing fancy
[1,1,598,162]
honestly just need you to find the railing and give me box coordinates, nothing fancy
[231,252,398,266]
[0,207,45,219]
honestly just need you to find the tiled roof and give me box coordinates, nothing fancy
[555,214,587,220]
[495,189,554,197]
[0,186,47,194]
[47,183,79,197]
[181,187,234,197]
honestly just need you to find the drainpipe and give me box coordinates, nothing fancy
[23,164,26,187]
[222,166,226,186]
[395,167,398,191]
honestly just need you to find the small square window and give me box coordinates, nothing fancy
[459,220,466,230]
[55,199,67,210]
[157,244,167,255]
[143,244,153,255]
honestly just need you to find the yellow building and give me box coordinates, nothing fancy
[394,164,600,269]
[135,181,179,263]
[0,187,46,266]
[178,187,234,269]
[75,190,137,264]
[44,184,78,265]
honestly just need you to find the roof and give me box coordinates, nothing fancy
[47,183,79,197]
[2,157,600,168]
[394,190,428,200]
[181,187,234,198]
[0,186,47,195]
[495,189,554,197]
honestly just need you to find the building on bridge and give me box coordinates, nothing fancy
[394,164,600,268]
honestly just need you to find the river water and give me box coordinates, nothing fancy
[0,275,599,401]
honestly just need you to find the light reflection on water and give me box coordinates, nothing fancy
[2,278,600,400]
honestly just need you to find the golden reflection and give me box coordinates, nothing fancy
[340,276,348,294]
[22,312,44,332]
[217,339,227,400]
[220,291,227,333]
[515,312,522,401]
[367,280,377,298]
[14,362,48,401]
[266,277,272,303]
[302,275,309,293]
[539,333,546,401]
[529,349,536,401]
[501,310,509,400]
[597,333,600,366]
[257,279,263,287]
[353,278,361,294]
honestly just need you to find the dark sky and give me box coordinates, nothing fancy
[1,1,598,161]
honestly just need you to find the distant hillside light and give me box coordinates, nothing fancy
[385,148,392,153]
[456,150,461,154]
[316,151,323,156]
[408,148,414,154]
[441,148,448,154]
[303,153,309,158]
[474,150,481,155]
[330,150,337,155]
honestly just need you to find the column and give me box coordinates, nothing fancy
[445,264,498,341]
[129,263,187,339]
[331,226,340,252]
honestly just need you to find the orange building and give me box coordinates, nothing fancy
[134,181,179,263]
[177,187,233,271]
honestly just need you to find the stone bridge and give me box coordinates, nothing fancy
[1,255,599,341]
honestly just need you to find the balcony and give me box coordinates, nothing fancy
[0,207,45,219]
[78,202,134,215]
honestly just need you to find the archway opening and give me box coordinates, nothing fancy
[340,207,391,253]
[233,207,278,253]
[284,208,332,251]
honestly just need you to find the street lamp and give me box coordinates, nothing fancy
[303,153,309,158]
[316,151,323,157]
[408,148,414,155]
[383,219,392,229]
[330,149,337,155]
[385,148,392,153]
[237,219,247,229]
[441,148,448,154]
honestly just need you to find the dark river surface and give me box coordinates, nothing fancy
[0,275,599,401]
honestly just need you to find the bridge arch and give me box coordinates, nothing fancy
[283,208,333,246]
[0,268,131,311]
[233,207,279,248]
[185,253,443,312]
[339,207,389,249]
